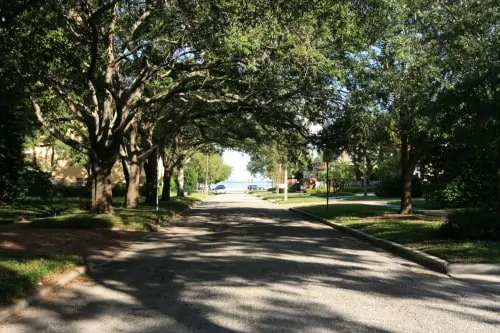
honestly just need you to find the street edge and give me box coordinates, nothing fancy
[0,196,206,323]
[289,207,451,275]
[0,265,87,322]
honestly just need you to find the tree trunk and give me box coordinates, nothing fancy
[496,143,500,210]
[275,163,281,194]
[176,165,185,197]
[204,153,209,195]
[363,154,368,197]
[400,135,413,215]
[90,159,114,214]
[283,165,288,201]
[161,168,173,201]
[144,152,158,205]
[122,158,141,208]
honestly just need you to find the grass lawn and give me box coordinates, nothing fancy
[385,198,443,210]
[0,254,83,305]
[2,195,201,231]
[335,196,390,202]
[0,193,205,305]
[298,204,500,263]
[255,191,355,204]
[0,198,84,224]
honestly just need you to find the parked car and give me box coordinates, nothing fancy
[214,184,227,194]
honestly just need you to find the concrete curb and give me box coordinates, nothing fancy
[0,198,208,323]
[0,266,87,322]
[448,263,500,275]
[290,207,451,274]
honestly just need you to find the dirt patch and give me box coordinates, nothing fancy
[0,223,149,261]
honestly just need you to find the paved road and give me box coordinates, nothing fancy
[2,193,499,332]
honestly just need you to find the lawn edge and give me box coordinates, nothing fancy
[289,207,451,275]
[0,265,86,322]
[0,196,206,323]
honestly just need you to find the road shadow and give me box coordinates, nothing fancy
[3,205,499,332]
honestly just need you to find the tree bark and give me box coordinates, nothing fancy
[90,158,114,214]
[176,164,185,197]
[283,164,288,201]
[275,163,281,194]
[122,157,141,208]
[363,153,368,197]
[400,134,416,215]
[496,142,500,210]
[144,152,158,205]
[161,167,173,201]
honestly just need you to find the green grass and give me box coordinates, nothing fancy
[255,191,356,204]
[385,198,443,210]
[2,194,203,230]
[340,196,393,201]
[300,204,397,219]
[0,194,205,305]
[298,203,500,263]
[28,196,200,230]
[29,213,119,229]
[311,192,356,198]
[0,254,83,305]
[188,192,213,200]
[0,197,89,225]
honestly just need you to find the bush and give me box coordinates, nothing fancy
[22,167,56,199]
[53,184,90,198]
[440,209,500,240]
[112,183,127,197]
[343,186,376,194]
[183,168,198,194]
[289,182,301,192]
[375,176,423,198]
[0,164,56,203]
[424,176,492,208]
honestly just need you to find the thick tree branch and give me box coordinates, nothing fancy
[30,98,87,153]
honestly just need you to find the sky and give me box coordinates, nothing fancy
[222,150,253,182]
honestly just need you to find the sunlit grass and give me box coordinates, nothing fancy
[0,254,83,304]
[298,203,500,263]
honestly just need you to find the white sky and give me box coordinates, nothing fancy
[222,149,253,181]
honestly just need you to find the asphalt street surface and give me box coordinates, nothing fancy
[2,193,499,332]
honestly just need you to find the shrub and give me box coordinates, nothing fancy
[440,209,500,240]
[289,182,301,192]
[53,184,90,198]
[22,167,56,199]
[112,183,127,197]
[375,176,423,198]
[424,176,492,208]
[183,168,198,194]
[343,186,376,194]
[0,164,56,203]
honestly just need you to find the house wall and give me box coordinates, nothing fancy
[26,146,126,185]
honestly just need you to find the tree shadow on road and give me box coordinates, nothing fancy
[3,206,499,332]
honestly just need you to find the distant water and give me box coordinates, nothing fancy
[214,180,273,190]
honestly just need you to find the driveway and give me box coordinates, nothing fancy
[2,193,499,332]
